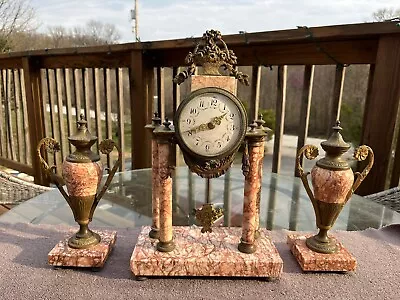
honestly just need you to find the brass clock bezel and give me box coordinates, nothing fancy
[174,87,248,161]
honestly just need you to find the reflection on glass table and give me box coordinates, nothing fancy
[1,167,399,231]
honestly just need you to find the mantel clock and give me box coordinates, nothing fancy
[130,30,283,280]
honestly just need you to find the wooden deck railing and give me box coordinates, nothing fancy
[0,22,400,195]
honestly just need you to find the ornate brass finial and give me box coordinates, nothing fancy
[173,29,249,85]
[255,114,265,129]
[163,117,172,129]
[152,112,162,126]
[249,121,257,132]
[194,203,223,233]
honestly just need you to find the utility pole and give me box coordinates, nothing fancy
[130,0,139,41]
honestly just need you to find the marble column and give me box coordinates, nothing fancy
[254,141,264,239]
[238,138,264,254]
[145,113,161,239]
[156,141,175,252]
[149,139,160,239]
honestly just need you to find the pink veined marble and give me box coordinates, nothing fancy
[131,226,283,278]
[287,234,356,272]
[158,143,173,243]
[48,230,117,268]
[151,139,160,231]
[190,75,237,94]
[62,161,102,197]
[311,165,354,204]
[242,143,263,244]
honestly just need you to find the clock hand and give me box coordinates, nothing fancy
[183,123,209,135]
[211,113,227,125]
[184,113,227,134]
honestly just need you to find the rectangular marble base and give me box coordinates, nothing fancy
[130,226,283,279]
[287,234,356,272]
[48,230,117,268]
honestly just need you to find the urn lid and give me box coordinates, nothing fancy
[66,114,100,162]
[316,121,351,170]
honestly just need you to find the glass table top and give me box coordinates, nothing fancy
[1,167,399,231]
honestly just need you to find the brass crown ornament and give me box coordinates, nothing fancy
[173,29,249,85]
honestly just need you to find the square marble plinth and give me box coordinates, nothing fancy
[130,226,283,279]
[287,234,356,272]
[48,230,117,268]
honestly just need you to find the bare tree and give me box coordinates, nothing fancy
[76,20,120,46]
[0,0,35,51]
[47,26,69,48]
[372,7,400,22]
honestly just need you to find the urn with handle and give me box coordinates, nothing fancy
[296,121,374,253]
[37,115,121,249]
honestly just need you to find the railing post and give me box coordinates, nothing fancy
[22,57,48,185]
[358,34,400,195]
[129,50,153,169]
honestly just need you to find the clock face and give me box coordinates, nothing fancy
[175,87,247,159]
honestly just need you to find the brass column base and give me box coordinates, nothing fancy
[149,228,159,239]
[306,235,338,254]
[68,230,101,249]
[157,240,175,252]
[238,239,256,254]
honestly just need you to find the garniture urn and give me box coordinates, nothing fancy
[296,121,374,254]
[37,115,121,249]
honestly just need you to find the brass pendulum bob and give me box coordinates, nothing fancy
[194,178,223,233]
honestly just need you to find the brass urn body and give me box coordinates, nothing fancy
[296,121,374,254]
[37,115,121,249]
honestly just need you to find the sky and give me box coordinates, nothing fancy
[31,0,400,42]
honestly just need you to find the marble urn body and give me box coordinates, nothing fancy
[296,121,374,254]
[311,166,354,205]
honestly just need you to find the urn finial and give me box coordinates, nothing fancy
[316,120,351,170]
[67,114,100,163]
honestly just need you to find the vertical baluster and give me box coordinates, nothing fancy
[74,69,83,123]
[84,68,93,131]
[105,68,113,168]
[94,68,103,153]
[55,69,67,159]
[295,65,314,177]
[329,64,346,132]
[40,69,51,165]
[157,67,165,121]
[116,68,125,171]
[5,69,15,160]
[14,69,23,162]
[272,65,287,173]
[249,66,261,122]
[65,69,75,152]
[48,69,59,169]
[19,69,30,165]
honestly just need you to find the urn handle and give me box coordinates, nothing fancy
[345,145,374,202]
[89,139,122,219]
[37,137,69,201]
[296,144,319,208]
